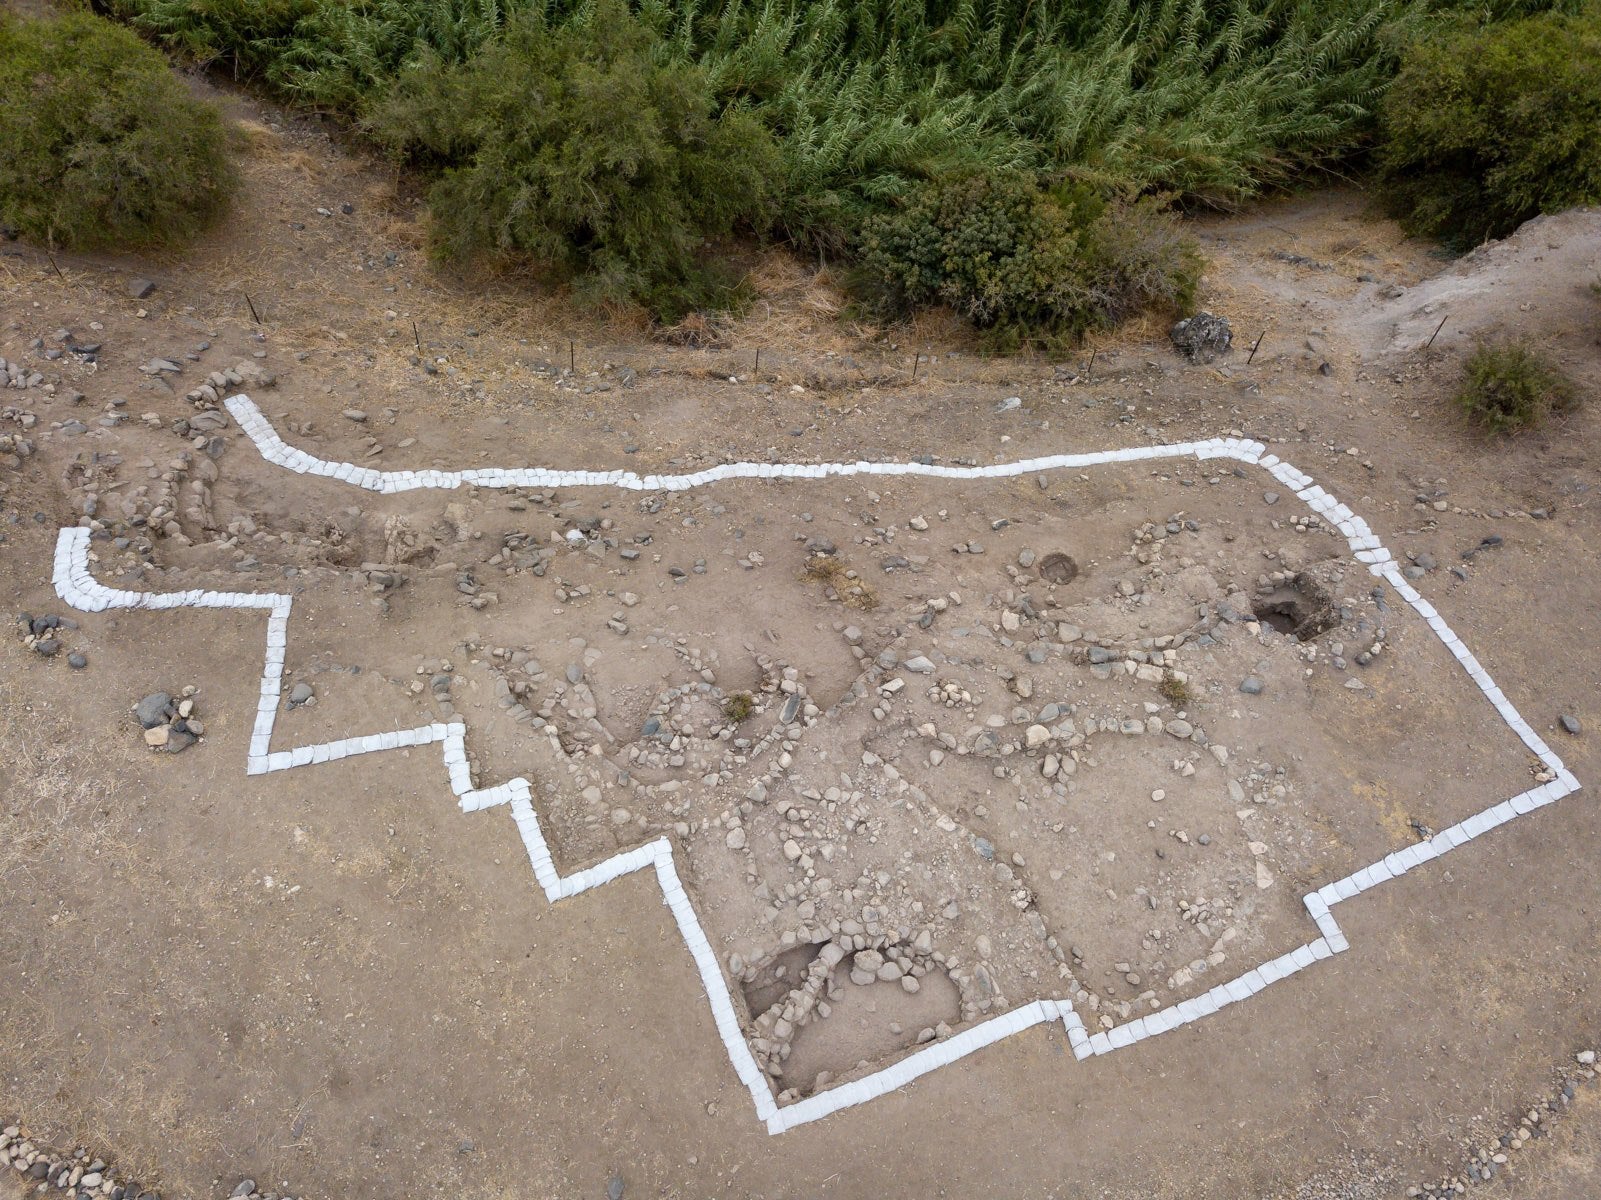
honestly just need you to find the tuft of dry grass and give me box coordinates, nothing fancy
[802,554,879,610]
[1157,673,1193,705]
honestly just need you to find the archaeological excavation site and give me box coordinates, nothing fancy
[3,6,1599,1193]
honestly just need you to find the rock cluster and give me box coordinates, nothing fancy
[1407,1049,1599,1196]
[133,687,204,753]
[0,1122,302,1200]
[1,403,37,469]
[1,354,45,390]
[15,611,84,666]
[1169,312,1233,363]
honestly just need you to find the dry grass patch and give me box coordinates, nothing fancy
[802,555,879,610]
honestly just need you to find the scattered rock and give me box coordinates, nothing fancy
[1559,714,1581,734]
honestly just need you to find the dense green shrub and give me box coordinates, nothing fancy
[108,0,510,111]
[1455,340,1578,432]
[113,0,1422,245]
[369,1,778,318]
[1377,4,1601,246]
[104,0,319,74]
[102,0,1583,328]
[856,173,1200,350]
[0,11,234,250]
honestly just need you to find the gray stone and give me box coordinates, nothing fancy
[1165,719,1194,739]
[128,278,157,300]
[608,1176,625,1200]
[232,1182,257,1199]
[135,692,172,728]
[1263,491,1279,505]
[1239,676,1264,695]
[289,682,314,705]
[1559,714,1581,735]
[1169,311,1232,363]
[67,652,87,669]
[903,655,935,674]
[342,408,367,422]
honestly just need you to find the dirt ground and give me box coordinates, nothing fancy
[3,76,1601,1200]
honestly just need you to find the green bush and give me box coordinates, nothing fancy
[369,0,778,319]
[1377,5,1601,246]
[1455,340,1578,432]
[110,0,513,111]
[101,0,1580,335]
[855,173,1200,350]
[105,0,319,76]
[112,0,1423,247]
[0,11,234,251]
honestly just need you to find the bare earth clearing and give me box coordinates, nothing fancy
[2,84,1600,1200]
